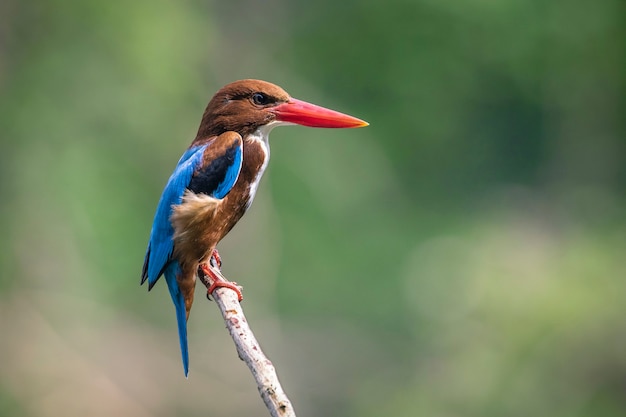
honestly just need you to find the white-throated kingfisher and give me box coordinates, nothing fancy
[141,79,368,376]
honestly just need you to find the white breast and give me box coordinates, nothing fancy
[244,122,281,204]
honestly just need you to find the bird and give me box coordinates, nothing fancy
[141,79,368,376]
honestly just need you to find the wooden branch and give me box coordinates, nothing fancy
[198,262,296,417]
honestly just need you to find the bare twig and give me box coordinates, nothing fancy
[198,263,296,417]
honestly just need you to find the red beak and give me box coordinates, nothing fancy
[271,98,368,128]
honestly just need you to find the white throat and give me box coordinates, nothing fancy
[247,120,290,147]
[244,120,289,203]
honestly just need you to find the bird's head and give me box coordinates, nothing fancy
[195,79,368,140]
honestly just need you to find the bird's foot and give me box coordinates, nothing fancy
[200,263,243,302]
[210,249,222,269]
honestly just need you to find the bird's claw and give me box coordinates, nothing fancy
[210,249,222,269]
[200,263,243,302]
[207,280,243,302]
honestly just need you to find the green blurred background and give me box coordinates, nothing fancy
[1,0,625,416]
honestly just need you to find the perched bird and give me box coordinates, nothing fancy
[141,79,368,376]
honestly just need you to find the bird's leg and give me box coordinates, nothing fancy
[210,248,222,269]
[199,263,243,302]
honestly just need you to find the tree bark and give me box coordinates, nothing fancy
[199,263,296,417]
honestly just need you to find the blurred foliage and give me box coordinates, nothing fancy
[0,0,624,416]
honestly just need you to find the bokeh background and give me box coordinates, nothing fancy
[1,0,625,416]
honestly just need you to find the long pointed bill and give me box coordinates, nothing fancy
[271,98,368,128]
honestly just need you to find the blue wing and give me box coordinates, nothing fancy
[141,136,244,287]
[141,144,208,288]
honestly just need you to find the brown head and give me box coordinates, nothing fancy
[194,79,368,141]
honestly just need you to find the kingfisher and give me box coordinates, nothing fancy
[141,79,367,376]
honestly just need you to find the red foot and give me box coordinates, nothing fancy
[211,249,222,269]
[200,263,243,302]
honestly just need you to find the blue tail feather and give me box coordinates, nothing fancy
[164,262,189,377]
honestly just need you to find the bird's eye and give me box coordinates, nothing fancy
[251,93,270,106]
